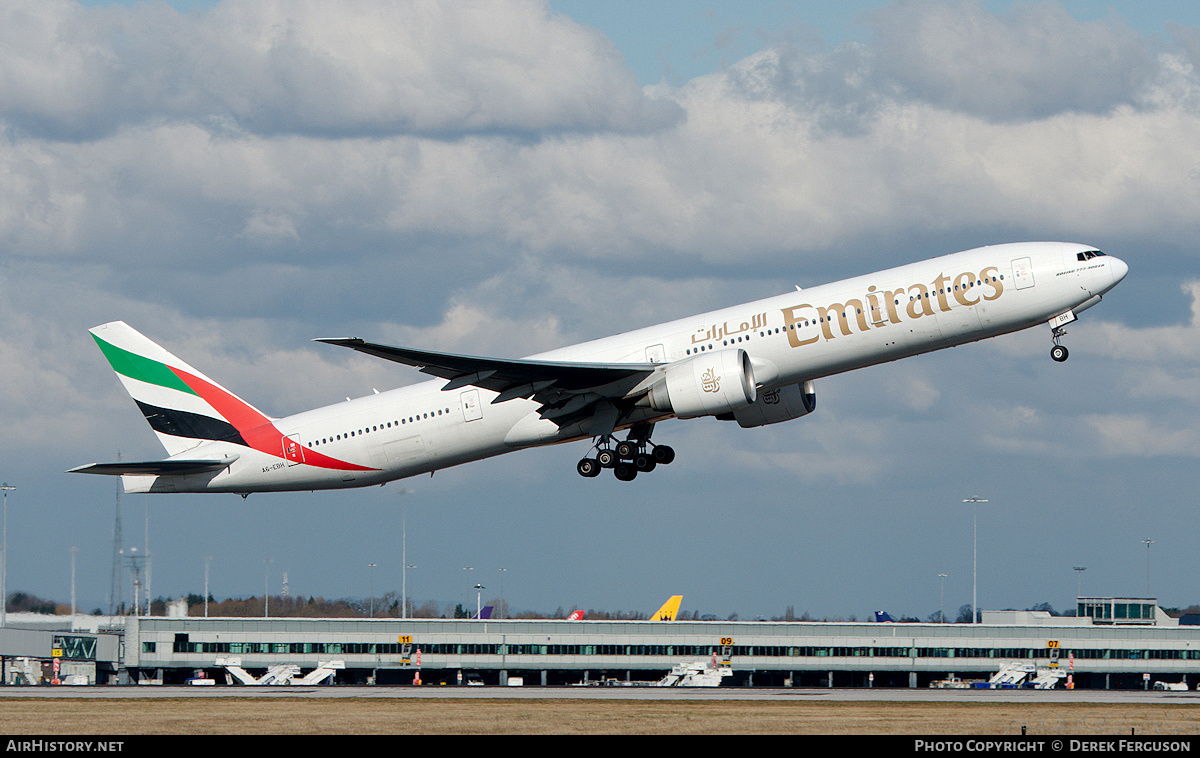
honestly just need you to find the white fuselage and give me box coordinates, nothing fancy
[127,242,1126,493]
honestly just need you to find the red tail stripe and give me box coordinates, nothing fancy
[168,366,376,472]
[168,366,270,430]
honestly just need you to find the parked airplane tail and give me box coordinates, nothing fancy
[472,606,494,620]
[566,610,584,620]
[652,595,683,621]
[874,611,895,623]
[86,321,274,457]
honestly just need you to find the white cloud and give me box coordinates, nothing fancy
[0,0,681,140]
[1093,280,1200,362]
[5,1,1200,311]
[5,1,1200,616]
[243,210,301,243]
[1083,413,1200,457]
[863,0,1156,121]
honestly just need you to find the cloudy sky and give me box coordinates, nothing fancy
[4,0,1200,622]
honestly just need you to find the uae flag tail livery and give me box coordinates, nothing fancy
[71,321,374,494]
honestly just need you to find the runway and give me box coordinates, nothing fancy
[0,685,1195,703]
[3,686,1198,735]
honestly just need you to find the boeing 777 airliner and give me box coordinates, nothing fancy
[72,241,1127,493]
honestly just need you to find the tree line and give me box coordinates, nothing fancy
[8,590,1200,622]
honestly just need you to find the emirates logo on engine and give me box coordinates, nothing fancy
[701,367,720,393]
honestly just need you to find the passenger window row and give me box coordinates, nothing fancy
[309,406,453,448]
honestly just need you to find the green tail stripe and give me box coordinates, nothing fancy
[92,334,198,396]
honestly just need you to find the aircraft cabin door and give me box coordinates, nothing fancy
[645,344,666,364]
[1012,257,1036,289]
[460,389,483,422]
[283,434,304,466]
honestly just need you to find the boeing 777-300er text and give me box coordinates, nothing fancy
[71,242,1127,493]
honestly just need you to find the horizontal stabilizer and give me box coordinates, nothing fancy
[68,456,239,476]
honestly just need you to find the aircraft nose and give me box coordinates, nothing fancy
[1110,255,1129,285]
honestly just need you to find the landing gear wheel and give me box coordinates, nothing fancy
[652,445,675,465]
[580,427,671,480]
[613,461,638,481]
[577,458,601,477]
[1051,344,1069,362]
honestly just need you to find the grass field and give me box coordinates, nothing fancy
[0,698,1197,735]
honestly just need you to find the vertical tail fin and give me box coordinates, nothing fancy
[90,321,273,456]
[652,595,682,621]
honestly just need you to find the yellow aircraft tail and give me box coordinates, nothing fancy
[652,595,682,621]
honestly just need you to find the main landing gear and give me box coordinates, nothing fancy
[576,435,675,481]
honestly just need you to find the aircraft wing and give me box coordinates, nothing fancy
[68,457,239,476]
[314,338,657,402]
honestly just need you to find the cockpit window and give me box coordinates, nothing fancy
[1076,250,1106,261]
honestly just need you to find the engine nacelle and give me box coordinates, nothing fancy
[647,349,756,419]
[728,380,816,428]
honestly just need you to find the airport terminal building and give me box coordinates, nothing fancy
[121,599,1200,689]
[4,598,1199,689]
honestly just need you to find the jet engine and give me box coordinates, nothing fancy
[647,349,756,419]
[725,380,816,428]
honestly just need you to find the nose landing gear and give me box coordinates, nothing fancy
[1049,311,1075,362]
[1050,324,1070,362]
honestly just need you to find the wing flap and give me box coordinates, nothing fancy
[68,456,239,476]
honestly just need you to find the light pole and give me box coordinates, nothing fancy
[144,503,151,615]
[204,556,212,618]
[368,563,377,618]
[1074,566,1086,606]
[263,558,273,618]
[70,546,78,630]
[498,567,507,620]
[474,584,485,619]
[1142,539,1154,598]
[938,573,947,624]
[462,567,473,617]
[963,496,989,624]
[1,483,14,628]
[402,513,407,618]
[397,486,414,619]
[404,563,417,618]
[402,504,409,618]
